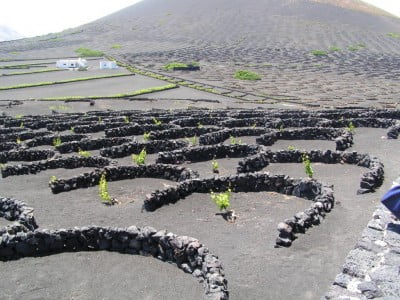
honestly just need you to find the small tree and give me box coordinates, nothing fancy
[53,136,62,147]
[99,173,112,204]
[153,117,162,126]
[347,121,355,133]
[78,148,91,158]
[211,188,231,211]
[302,153,314,179]
[132,148,147,165]
[211,159,219,174]
[230,136,242,145]
[143,132,151,141]
[49,175,57,184]
[186,135,197,146]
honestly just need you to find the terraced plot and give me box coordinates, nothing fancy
[0,108,399,299]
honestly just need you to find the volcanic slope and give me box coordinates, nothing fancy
[1,0,400,108]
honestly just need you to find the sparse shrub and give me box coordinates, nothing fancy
[143,132,151,141]
[78,149,91,158]
[99,173,112,204]
[124,116,130,124]
[346,121,355,133]
[234,70,261,80]
[210,188,231,211]
[197,122,203,129]
[153,117,162,126]
[98,116,102,123]
[187,135,198,146]
[0,163,7,170]
[53,136,62,147]
[230,136,242,145]
[75,47,104,57]
[49,175,57,184]
[111,44,122,49]
[211,159,219,173]
[70,126,75,133]
[251,123,257,129]
[311,50,328,56]
[16,137,21,144]
[279,124,284,133]
[14,114,23,119]
[302,153,313,179]
[287,146,296,151]
[19,122,24,128]
[132,148,147,165]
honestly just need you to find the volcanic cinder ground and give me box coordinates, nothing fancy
[0,0,399,299]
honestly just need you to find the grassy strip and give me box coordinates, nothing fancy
[107,56,221,95]
[0,73,133,91]
[39,84,178,101]
[1,68,64,76]
[0,62,51,70]
[75,48,104,57]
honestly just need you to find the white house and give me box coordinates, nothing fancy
[99,60,118,69]
[56,58,88,69]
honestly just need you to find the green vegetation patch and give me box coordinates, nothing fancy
[348,43,366,52]
[75,47,104,57]
[329,46,341,52]
[111,44,122,49]
[311,50,328,56]
[40,84,178,101]
[387,32,400,39]
[164,62,200,71]
[234,70,261,80]
[1,68,63,77]
[0,73,132,91]
[0,63,49,70]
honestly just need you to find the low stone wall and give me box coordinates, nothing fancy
[100,140,188,158]
[0,197,38,231]
[0,142,19,152]
[46,121,93,131]
[255,127,353,151]
[171,116,227,127]
[1,156,112,178]
[143,173,334,247]
[387,121,400,139]
[0,130,52,143]
[324,205,400,299]
[0,127,25,134]
[198,128,268,145]
[0,225,228,299]
[0,149,55,163]
[49,164,199,193]
[55,137,132,153]
[25,134,87,148]
[157,144,260,164]
[73,122,126,134]
[149,127,220,140]
[237,150,384,194]
[105,123,176,137]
